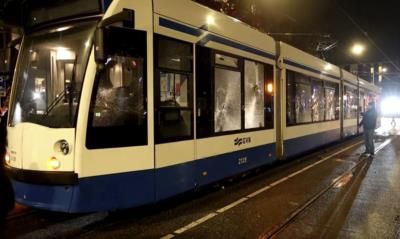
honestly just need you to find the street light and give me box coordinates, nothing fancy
[350,43,365,56]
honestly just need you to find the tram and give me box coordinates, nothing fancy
[4,0,380,212]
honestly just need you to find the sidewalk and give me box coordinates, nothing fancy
[275,128,400,238]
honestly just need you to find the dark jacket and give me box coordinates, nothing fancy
[0,116,15,222]
[359,108,377,130]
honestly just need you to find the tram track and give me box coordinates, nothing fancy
[4,207,91,239]
[258,137,393,239]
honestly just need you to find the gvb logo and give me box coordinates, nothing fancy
[234,137,251,146]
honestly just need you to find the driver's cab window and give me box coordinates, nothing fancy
[86,27,147,149]
[91,55,144,127]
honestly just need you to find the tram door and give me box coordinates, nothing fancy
[154,35,196,200]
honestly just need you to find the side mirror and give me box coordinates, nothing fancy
[1,48,12,73]
[94,9,135,70]
[94,27,105,70]
[1,37,22,74]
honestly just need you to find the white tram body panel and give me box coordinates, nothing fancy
[279,42,341,158]
[75,0,155,178]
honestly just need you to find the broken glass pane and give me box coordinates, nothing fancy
[295,83,312,123]
[214,68,241,132]
[325,87,336,120]
[245,60,264,129]
[312,81,325,122]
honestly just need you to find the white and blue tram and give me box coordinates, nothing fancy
[4,0,380,212]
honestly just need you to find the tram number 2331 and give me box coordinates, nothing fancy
[238,157,248,165]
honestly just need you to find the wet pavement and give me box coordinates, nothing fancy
[5,126,400,239]
[275,137,400,239]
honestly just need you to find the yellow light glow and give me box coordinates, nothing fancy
[207,15,215,25]
[324,64,332,71]
[351,44,365,56]
[56,47,75,60]
[267,83,274,93]
[56,26,71,32]
[5,152,10,165]
[47,157,61,170]
[383,67,388,73]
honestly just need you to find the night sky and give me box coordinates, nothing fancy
[1,0,399,82]
[197,0,400,69]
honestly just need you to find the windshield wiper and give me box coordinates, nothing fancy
[46,89,67,114]
[45,54,78,121]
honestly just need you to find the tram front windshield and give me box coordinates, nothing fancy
[9,21,95,128]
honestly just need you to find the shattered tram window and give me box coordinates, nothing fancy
[244,60,265,129]
[295,82,312,124]
[214,68,241,132]
[325,87,336,120]
[311,79,325,122]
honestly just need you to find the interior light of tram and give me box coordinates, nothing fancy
[33,91,41,100]
[56,47,75,60]
[55,26,72,32]
[267,83,273,94]
[324,64,332,71]
[4,152,10,165]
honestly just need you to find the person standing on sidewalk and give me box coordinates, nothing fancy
[359,101,378,156]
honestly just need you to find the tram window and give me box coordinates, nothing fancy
[286,71,296,125]
[91,56,145,128]
[155,35,193,143]
[244,60,265,129]
[158,37,192,72]
[344,86,357,119]
[325,87,336,120]
[214,67,241,132]
[359,92,366,113]
[286,70,312,125]
[160,73,189,107]
[296,82,312,123]
[86,27,147,149]
[158,72,192,141]
[324,81,339,120]
[311,79,325,122]
[216,54,239,68]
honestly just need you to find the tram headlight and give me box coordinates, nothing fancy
[48,156,61,170]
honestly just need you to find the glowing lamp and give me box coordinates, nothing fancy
[5,152,10,165]
[48,156,61,170]
[267,83,274,94]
